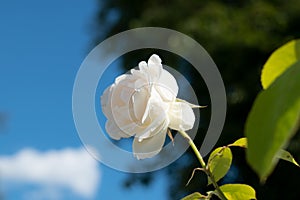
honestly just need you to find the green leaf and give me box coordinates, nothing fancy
[217,184,256,200]
[181,192,207,200]
[246,62,300,180]
[276,149,300,167]
[261,39,300,89]
[207,147,232,185]
[228,137,247,148]
[228,138,300,167]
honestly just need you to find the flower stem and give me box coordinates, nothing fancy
[178,130,227,200]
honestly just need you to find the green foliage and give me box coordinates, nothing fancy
[98,0,300,53]
[216,184,256,200]
[181,192,207,200]
[230,138,299,167]
[276,149,300,167]
[246,40,300,180]
[261,40,300,89]
[182,131,300,200]
[228,137,247,148]
[207,147,232,185]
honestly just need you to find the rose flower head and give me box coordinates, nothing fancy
[101,54,200,159]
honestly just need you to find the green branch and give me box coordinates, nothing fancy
[178,130,227,200]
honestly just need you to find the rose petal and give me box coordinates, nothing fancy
[133,124,168,159]
[135,98,169,140]
[110,78,137,135]
[168,102,195,131]
[136,116,168,141]
[105,120,131,140]
[156,69,178,101]
[132,86,150,123]
[111,105,138,136]
[139,87,163,124]
[136,121,168,142]
[101,86,132,139]
[112,82,133,106]
[148,54,162,68]
[100,86,113,119]
[146,54,162,83]
[115,74,128,84]
[120,85,135,103]
[138,61,148,71]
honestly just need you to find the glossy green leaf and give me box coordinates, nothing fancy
[217,184,256,200]
[246,62,300,180]
[207,147,232,185]
[261,39,300,89]
[181,192,207,200]
[228,137,247,148]
[276,149,300,167]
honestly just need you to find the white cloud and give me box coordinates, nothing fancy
[0,148,100,199]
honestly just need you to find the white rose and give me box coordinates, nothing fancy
[101,54,197,159]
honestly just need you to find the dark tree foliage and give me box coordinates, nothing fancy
[95,0,300,199]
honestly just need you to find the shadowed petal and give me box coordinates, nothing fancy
[135,100,169,140]
[105,120,131,140]
[133,124,168,159]
[168,102,195,131]
[100,86,113,119]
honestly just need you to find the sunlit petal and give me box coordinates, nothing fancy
[147,54,162,82]
[132,87,149,122]
[156,70,178,101]
[168,102,195,131]
[138,61,148,71]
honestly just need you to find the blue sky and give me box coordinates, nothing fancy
[0,1,168,199]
